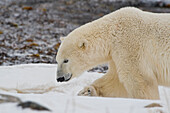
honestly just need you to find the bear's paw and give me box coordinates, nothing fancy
[77,86,98,96]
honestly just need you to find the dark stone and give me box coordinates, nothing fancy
[17,101,51,111]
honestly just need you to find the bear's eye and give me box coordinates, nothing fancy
[63,59,69,63]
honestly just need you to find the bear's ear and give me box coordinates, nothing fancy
[78,39,88,49]
[60,37,65,42]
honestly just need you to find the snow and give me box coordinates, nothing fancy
[0,64,169,113]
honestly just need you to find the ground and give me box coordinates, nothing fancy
[0,0,170,112]
[0,64,169,113]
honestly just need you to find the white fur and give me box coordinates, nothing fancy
[56,7,170,100]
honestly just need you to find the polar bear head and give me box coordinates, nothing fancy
[56,22,111,82]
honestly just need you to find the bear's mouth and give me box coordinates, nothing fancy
[57,73,72,82]
[65,74,72,81]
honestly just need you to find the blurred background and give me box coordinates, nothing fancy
[0,0,170,72]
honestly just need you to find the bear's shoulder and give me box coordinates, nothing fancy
[118,7,142,12]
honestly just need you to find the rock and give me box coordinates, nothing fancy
[7,22,18,27]
[0,31,3,34]
[31,54,40,58]
[17,101,51,111]
[22,6,33,10]
[0,94,21,103]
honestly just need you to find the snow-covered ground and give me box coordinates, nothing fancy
[0,64,169,113]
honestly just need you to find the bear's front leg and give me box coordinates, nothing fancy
[112,52,160,100]
[117,69,159,99]
[78,61,128,97]
[78,72,128,97]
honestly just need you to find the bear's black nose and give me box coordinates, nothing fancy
[57,77,65,82]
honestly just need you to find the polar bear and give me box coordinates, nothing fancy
[56,7,170,100]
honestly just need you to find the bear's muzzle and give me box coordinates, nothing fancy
[57,72,72,82]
